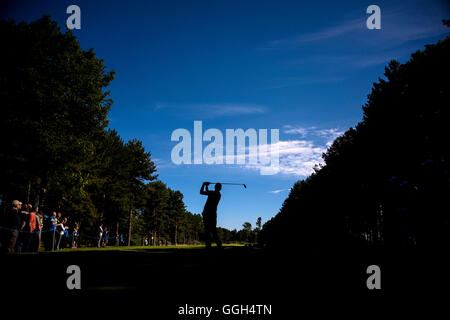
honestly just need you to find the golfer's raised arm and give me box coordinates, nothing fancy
[200,182,209,195]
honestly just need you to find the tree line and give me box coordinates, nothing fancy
[259,32,449,250]
[0,16,259,246]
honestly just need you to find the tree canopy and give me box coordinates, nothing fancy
[0,16,259,244]
[259,35,450,250]
[0,16,158,238]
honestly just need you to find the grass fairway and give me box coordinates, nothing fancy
[46,243,245,252]
[2,244,432,315]
[1,244,292,317]
[2,244,275,296]
[2,244,364,294]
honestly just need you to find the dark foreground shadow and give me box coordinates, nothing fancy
[0,245,445,316]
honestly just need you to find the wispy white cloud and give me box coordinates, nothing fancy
[196,103,267,117]
[268,18,364,48]
[161,103,268,118]
[261,75,347,90]
[153,102,168,111]
[262,126,343,176]
[315,128,344,146]
[283,125,344,142]
[153,157,176,169]
[377,21,449,45]
[239,139,325,176]
[269,189,290,194]
[283,125,308,136]
[168,124,344,177]
[266,11,448,49]
[228,126,344,177]
[282,43,424,71]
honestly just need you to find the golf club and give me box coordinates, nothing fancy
[208,182,247,188]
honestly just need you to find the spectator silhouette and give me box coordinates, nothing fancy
[200,182,222,248]
[2,200,22,253]
[72,222,80,248]
[23,206,38,252]
[98,224,103,248]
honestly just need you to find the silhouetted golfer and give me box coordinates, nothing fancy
[200,182,222,248]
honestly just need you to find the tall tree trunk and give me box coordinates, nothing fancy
[152,208,157,245]
[40,188,46,210]
[40,173,48,210]
[174,217,178,245]
[34,190,39,208]
[26,181,31,203]
[115,222,119,246]
[99,193,106,224]
[128,207,132,246]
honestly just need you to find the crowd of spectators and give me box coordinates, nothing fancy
[0,200,80,253]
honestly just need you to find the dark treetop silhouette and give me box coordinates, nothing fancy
[259,33,450,252]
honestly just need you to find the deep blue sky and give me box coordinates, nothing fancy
[2,0,449,230]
